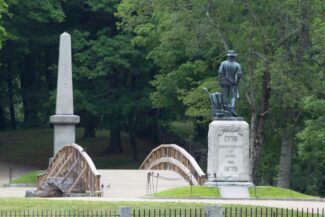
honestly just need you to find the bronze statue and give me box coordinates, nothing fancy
[204,50,243,119]
[218,50,242,115]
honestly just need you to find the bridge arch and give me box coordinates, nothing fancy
[37,143,101,196]
[140,144,206,185]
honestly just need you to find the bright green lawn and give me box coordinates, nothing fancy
[249,186,317,198]
[11,171,42,184]
[154,186,316,198]
[0,199,312,217]
[0,199,210,211]
[154,186,219,197]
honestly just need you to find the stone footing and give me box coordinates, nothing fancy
[205,181,254,187]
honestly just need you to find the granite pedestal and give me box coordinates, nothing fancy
[206,120,253,187]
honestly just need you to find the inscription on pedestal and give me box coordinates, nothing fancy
[218,133,243,178]
[207,120,251,182]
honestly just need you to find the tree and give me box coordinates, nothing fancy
[117,0,308,182]
[73,30,154,157]
[296,97,325,196]
[0,0,65,127]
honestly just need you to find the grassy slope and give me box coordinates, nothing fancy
[11,171,42,184]
[249,186,317,198]
[153,186,316,199]
[154,186,219,197]
[0,128,155,169]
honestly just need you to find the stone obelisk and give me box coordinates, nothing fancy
[50,32,80,155]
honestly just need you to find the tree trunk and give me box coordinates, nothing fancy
[151,109,160,145]
[129,112,138,162]
[7,60,16,130]
[277,128,294,188]
[83,117,96,139]
[129,130,138,162]
[44,49,55,91]
[250,60,272,184]
[0,95,6,130]
[20,54,38,127]
[106,122,123,154]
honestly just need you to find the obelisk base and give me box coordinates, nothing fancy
[50,115,80,154]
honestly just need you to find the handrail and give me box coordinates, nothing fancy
[37,143,101,196]
[140,144,206,185]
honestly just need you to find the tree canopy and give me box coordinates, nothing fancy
[0,0,324,196]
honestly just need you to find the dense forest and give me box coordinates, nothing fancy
[0,0,324,196]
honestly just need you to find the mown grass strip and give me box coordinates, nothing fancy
[11,171,42,184]
[249,186,317,198]
[154,186,219,197]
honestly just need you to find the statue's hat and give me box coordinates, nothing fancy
[227,50,237,56]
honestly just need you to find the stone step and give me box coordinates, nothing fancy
[219,186,250,198]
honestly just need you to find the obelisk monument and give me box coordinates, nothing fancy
[50,32,80,155]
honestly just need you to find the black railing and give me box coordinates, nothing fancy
[224,207,324,217]
[0,210,120,217]
[0,208,323,217]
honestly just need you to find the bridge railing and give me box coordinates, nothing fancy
[140,144,206,185]
[37,143,101,196]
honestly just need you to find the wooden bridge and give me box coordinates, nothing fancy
[37,143,101,197]
[140,144,206,185]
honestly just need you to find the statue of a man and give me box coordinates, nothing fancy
[218,50,242,116]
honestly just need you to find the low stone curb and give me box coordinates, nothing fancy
[142,196,325,202]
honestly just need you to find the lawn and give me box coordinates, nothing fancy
[152,186,316,199]
[0,199,316,217]
[154,186,220,198]
[249,186,317,198]
[0,199,210,211]
[11,171,42,184]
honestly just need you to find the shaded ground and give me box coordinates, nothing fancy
[0,160,35,186]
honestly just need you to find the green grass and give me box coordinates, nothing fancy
[0,199,210,211]
[154,186,220,198]
[11,171,42,184]
[249,186,317,198]
[0,128,155,169]
[0,199,315,217]
[153,186,316,199]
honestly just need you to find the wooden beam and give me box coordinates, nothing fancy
[60,155,80,185]
[52,152,74,178]
[67,166,87,193]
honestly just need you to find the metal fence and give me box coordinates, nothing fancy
[223,207,324,217]
[0,207,324,217]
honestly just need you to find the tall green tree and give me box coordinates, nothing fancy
[0,0,65,127]
[117,0,309,182]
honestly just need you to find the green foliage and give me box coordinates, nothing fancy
[0,0,8,47]
[0,0,324,197]
[296,97,325,196]
[117,0,325,195]
[73,29,154,131]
